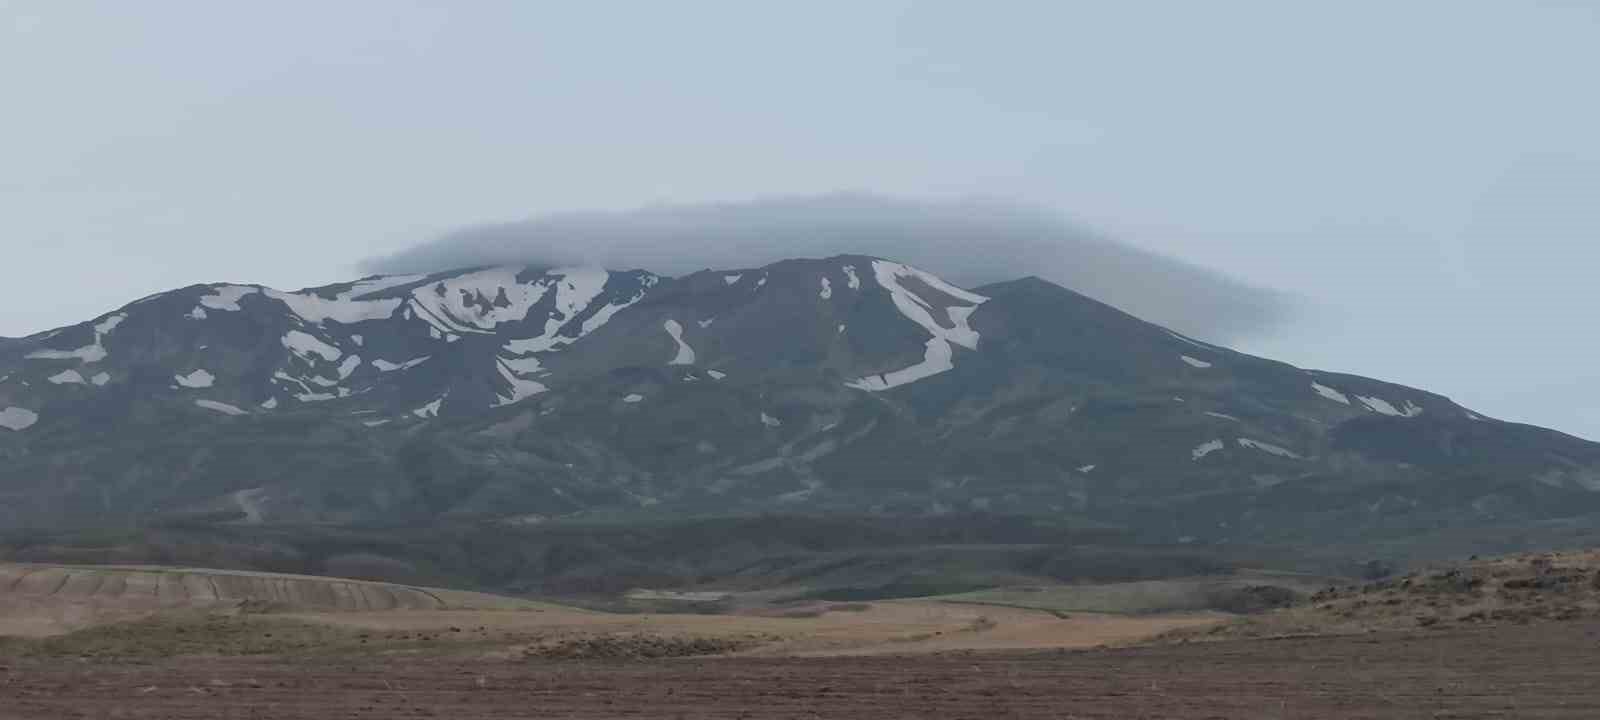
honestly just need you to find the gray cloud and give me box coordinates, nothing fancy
[362,193,1297,343]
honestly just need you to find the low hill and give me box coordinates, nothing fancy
[0,562,550,637]
[1184,547,1600,640]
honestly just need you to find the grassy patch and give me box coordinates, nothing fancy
[0,613,359,659]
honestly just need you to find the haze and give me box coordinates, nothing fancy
[3,1,1597,439]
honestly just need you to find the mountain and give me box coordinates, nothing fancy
[3,256,1599,545]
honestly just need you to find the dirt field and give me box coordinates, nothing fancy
[272,599,1219,657]
[9,555,1600,717]
[4,621,1600,718]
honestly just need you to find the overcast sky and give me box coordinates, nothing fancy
[3,1,1598,439]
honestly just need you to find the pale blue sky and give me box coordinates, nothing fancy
[3,1,1598,438]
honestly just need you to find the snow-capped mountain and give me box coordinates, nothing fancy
[3,255,1599,543]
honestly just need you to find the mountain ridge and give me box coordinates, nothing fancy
[3,254,1597,545]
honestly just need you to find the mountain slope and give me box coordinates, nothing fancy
[3,256,1597,544]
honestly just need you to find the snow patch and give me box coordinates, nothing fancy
[1077,464,1097,473]
[724,274,742,285]
[842,264,860,289]
[174,369,216,388]
[90,372,111,387]
[282,330,342,362]
[363,419,390,427]
[25,312,125,364]
[622,393,645,403]
[260,397,279,409]
[351,334,364,346]
[663,319,695,365]
[0,407,39,431]
[194,399,247,416]
[335,355,362,380]
[819,277,833,299]
[1204,411,1239,422]
[1312,382,1351,405]
[199,286,256,311]
[500,355,543,374]
[47,369,85,385]
[413,396,444,418]
[95,314,127,336]
[845,260,989,392]
[1357,395,1423,417]
[761,412,783,427]
[1238,438,1303,459]
[1192,439,1225,460]
[1180,355,1212,369]
[707,370,727,380]
[187,307,208,320]
[697,318,715,328]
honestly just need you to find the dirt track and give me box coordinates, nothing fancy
[5,621,1600,718]
[282,601,1219,657]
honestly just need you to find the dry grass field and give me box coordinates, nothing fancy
[8,554,1600,718]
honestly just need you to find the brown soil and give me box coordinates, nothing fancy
[4,621,1600,718]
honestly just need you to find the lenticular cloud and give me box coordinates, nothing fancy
[364,193,1296,342]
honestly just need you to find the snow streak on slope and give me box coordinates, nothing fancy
[580,274,658,335]
[846,260,988,392]
[1238,438,1303,459]
[335,356,362,380]
[195,399,247,416]
[413,395,445,418]
[663,320,695,365]
[1192,439,1224,460]
[373,356,430,372]
[1358,395,1423,417]
[1312,382,1351,405]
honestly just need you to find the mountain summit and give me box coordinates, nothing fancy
[3,256,1597,542]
